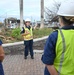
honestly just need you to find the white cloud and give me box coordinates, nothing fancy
[0,0,66,21]
[0,0,19,10]
[0,0,40,21]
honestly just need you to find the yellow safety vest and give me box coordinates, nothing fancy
[54,29,74,75]
[23,27,33,40]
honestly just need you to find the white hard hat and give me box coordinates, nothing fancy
[57,0,74,16]
[25,18,31,22]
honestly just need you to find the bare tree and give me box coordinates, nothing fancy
[45,7,56,21]
[45,0,61,22]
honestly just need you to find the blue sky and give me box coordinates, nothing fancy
[0,0,65,22]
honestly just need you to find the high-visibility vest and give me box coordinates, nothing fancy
[54,29,74,75]
[24,27,33,40]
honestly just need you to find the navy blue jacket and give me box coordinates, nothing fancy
[41,25,74,75]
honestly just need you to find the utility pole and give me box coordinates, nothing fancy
[40,0,44,29]
[19,0,23,30]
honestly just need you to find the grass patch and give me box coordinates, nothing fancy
[33,28,52,38]
[0,28,53,43]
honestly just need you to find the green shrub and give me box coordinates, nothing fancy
[11,28,22,40]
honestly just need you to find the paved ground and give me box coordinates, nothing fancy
[3,53,45,75]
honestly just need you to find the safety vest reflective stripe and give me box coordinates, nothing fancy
[58,29,66,75]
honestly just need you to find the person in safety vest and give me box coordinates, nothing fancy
[41,0,74,75]
[21,18,34,59]
[0,40,5,75]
